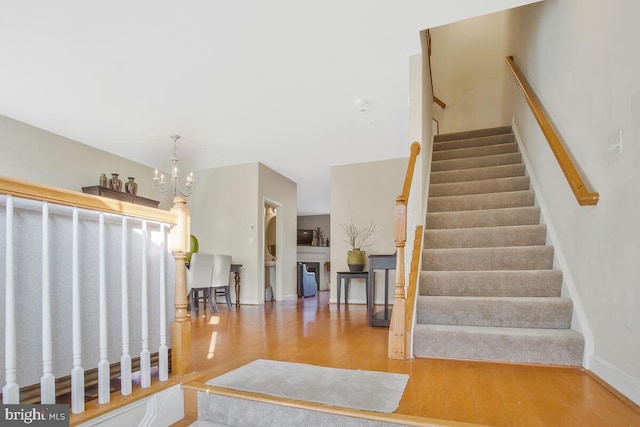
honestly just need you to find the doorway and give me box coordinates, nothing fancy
[263,200,281,302]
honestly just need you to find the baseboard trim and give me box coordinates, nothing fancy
[589,357,640,408]
[73,382,184,427]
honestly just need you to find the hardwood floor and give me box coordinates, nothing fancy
[178,290,640,427]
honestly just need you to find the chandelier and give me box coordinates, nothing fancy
[152,134,195,197]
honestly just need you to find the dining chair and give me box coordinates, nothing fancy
[211,254,233,312]
[186,252,216,315]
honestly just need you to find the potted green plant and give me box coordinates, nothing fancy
[341,220,376,271]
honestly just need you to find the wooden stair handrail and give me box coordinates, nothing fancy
[426,30,446,109]
[399,142,422,200]
[505,56,599,205]
[0,175,193,379]
[0,175,177,224]
[388,142,421,360]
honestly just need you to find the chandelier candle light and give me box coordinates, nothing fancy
[152,134,195,197]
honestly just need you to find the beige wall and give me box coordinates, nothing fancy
[258,163,298,301]
[188,162,297,305]
[504,0,640,404]
[430,12,512,133]
[330,158,407,304]
[0,114,173,208]
[188,163,258,304]
[0,115,299,306]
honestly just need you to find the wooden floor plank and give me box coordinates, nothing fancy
[177,291,640,427]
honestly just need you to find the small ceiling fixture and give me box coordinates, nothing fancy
[354,98,367,112]
[152,134,195,197]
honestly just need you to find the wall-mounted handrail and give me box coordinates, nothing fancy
[505,56,599,206]
[388,142,421,360]
[426,30,446,109]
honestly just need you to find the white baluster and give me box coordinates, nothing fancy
[41,202,55,403]
[140,220,151,388]
[120,216,132,395]
[3,195,19,403]
[97,212,110,404]
[71,207,85,414]
[159,224,168,381]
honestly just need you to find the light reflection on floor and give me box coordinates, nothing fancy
[207,332,218,359]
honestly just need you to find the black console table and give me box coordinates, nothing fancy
[336,271,369,308]
[367,253,396,327]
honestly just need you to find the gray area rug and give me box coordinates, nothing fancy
[206,359,409,413]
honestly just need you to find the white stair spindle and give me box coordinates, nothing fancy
[71,207,85,414]
[41,202,55,403]
[159,224,168,381]
[97,212,110,404]
[120,216,132,395]
[140,220,151,388]
[3,195,19,403]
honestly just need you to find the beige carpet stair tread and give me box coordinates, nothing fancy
[433,142,519,162]
[416,296,573,329]
[430,163,525,184]
[429,176,530,197]
[424,224,547,248]
[432,152,522,172]
[433,133,515,152]
[426,206,541,229]
[420,270,562,297]
[428,190,535,212]
[434,126,513,142]
[413,324,584,366]
[424,246,554,271]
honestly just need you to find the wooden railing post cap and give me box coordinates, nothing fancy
[396,195,407,205]
[410,141,421,155]
[173,196,187,206]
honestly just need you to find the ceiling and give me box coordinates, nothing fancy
[0,0,539,215]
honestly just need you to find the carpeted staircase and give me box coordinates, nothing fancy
[413,126,584,366]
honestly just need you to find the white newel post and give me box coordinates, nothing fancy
[41,202,55,404]
[140,220,151,388]
[120,216,132,395]
[159,224,169,381]
[98,212,110,404]
[3,195,19,404]
[71,207,85,414]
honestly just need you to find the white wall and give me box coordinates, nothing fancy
[330,158,407,305]
[504,0,640,404]
[0,114,173,209]
[430,12,512,133]
[188,162,297,305]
